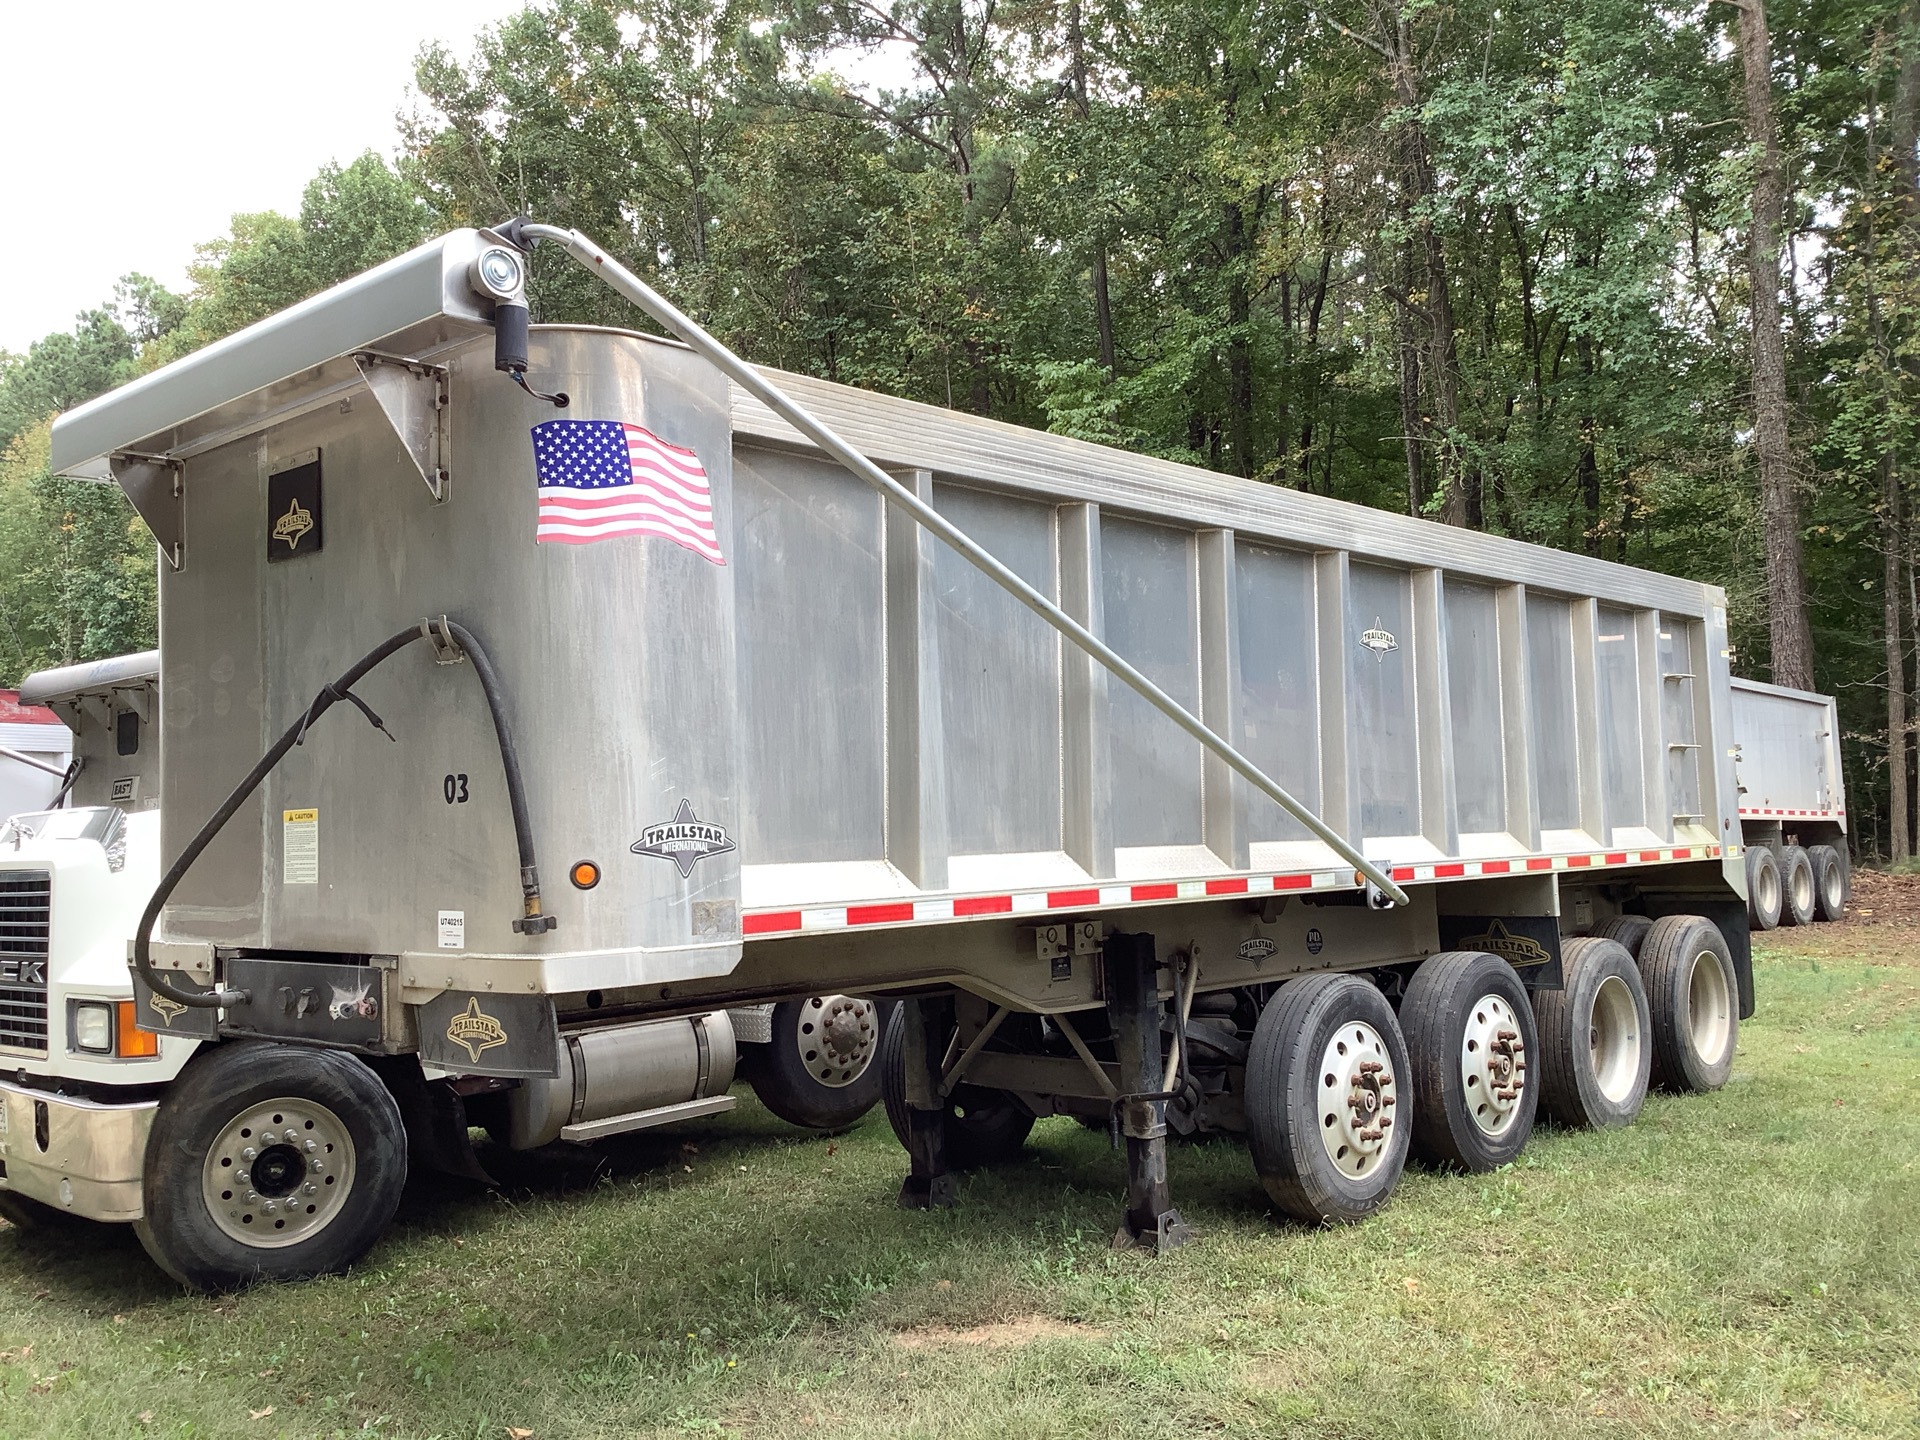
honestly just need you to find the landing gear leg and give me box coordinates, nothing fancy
[1105,932,1192,1252]
[896,997,958,1209]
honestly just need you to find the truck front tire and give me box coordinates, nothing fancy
[134,1042,407,1292]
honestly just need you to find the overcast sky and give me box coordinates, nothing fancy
[1,0,531,354]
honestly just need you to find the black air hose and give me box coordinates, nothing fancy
[133,619,551,1011]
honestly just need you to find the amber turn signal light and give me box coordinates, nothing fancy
[570,860,600,890]
[115,1000,159,1058]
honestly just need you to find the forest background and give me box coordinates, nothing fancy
[3,0,1917,858]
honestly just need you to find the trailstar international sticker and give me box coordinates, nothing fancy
[632,799,736,878]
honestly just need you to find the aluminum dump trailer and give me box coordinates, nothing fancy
[1730,677,1849,930]
[42,225,1752,1288]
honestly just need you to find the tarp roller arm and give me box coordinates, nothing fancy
[509,221,1410,908]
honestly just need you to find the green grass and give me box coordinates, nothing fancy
[4,943,1918,1439]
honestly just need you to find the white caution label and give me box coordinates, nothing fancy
[437,910,465,950]
[282,808,319,885]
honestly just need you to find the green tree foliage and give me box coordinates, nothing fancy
[5,0,1919,853]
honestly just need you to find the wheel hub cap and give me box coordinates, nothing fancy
[1318,1021,1396,1176]
[1461,994,1527,1137]
[202,1098,355,1248]
[798,995,879,1088]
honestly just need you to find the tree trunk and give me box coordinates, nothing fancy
[1225,201,1254,477]
[1395,226,1427,515]
[1736,0,1815,689]
[1885,454,1910,862]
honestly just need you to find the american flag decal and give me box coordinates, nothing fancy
[531,419,725,564]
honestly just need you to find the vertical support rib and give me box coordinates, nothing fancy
[1636,608,1669,840]
[884,469,949,889]
[1315,551,1354,843]
[1570,597,1607,845]
[1198,529,1247,870]
[1497,584,1541,850]
[1104,932,1191,1252]
[1060,503,1113,878]
[1412,567,1456,854]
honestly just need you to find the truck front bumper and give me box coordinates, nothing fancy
[0,1078,155,1223]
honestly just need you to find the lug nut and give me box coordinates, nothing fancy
[284,1128,299,1142]
[241,1146,258,1161]
[304,1139,318,1153]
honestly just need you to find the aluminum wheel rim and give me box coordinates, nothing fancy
[796,995,879,1088]
[1820,863,1844,910]
[1790,863,1813,915]
[202,1097,356,1248]
[1317,1020,1396,1176]
[1756,863,1780,916]
[1460,993,1527,1137]
[1588,975,1641,1103]
[1685,949,1733,1066]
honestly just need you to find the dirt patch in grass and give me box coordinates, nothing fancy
[893,1316,1105,1349]
[1756,867,1920,966]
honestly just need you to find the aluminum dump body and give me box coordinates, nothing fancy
[1729,678,1846,833]
[48,230,1743,1013]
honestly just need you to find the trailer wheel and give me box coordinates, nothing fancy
[1400,952,1539,1171]
[747,996,890,1131]
[1745,847,1782,930]
[1532,937,1650,1129]
[1244,973,1411,1225]
[1778,845,1817,926]
[1638,916,1738,1093]
[134,1042,406,1292]
[878,1019,1033,1169]
[1589,913,1652,958]
[1807,844,1848,922]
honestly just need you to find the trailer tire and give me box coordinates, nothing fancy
[134,1042,406,1292]
[878,1019,1033,1169]
[1638,916,1738,1093]
[1400,952,1539,1171]
[747,997,890,1131]
[1589,913,1652,958]
[1532,937,1650,1129]
[1245,973,1411,1225]
[1745,846,1783,930]
[1807,845,1848,922]
[1778,845,1816,926]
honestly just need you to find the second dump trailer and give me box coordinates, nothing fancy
[1730,677,1850,930]
[35,224,1751,1287]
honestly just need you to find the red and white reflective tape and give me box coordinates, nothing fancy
[742,844,1726,938]
[1737,807,1843,819]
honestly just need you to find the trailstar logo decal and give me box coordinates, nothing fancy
[148,992,187,1026]
[632,800,736,879]
[446,998,508,1063]
[1456,919,1552,968]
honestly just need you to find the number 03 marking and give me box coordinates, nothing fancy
[443,773,469,804]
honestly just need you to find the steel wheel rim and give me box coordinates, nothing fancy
[1460,993,1527,1137]
[1588,975,1641,1103]
[1317,1020,1396,1176]
[796,995,880,1088]
[1685,949,1733,1066]
[1757,862,1780,915]
[1790,864,1813,914]
[202,1097,356,1248]
[1821,863,1843,909]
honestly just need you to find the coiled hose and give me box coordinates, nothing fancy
[132,619,550,1011]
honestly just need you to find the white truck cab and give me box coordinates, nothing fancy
[0,653,182,1225]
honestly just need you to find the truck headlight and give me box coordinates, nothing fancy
[72,1002,113,1053]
